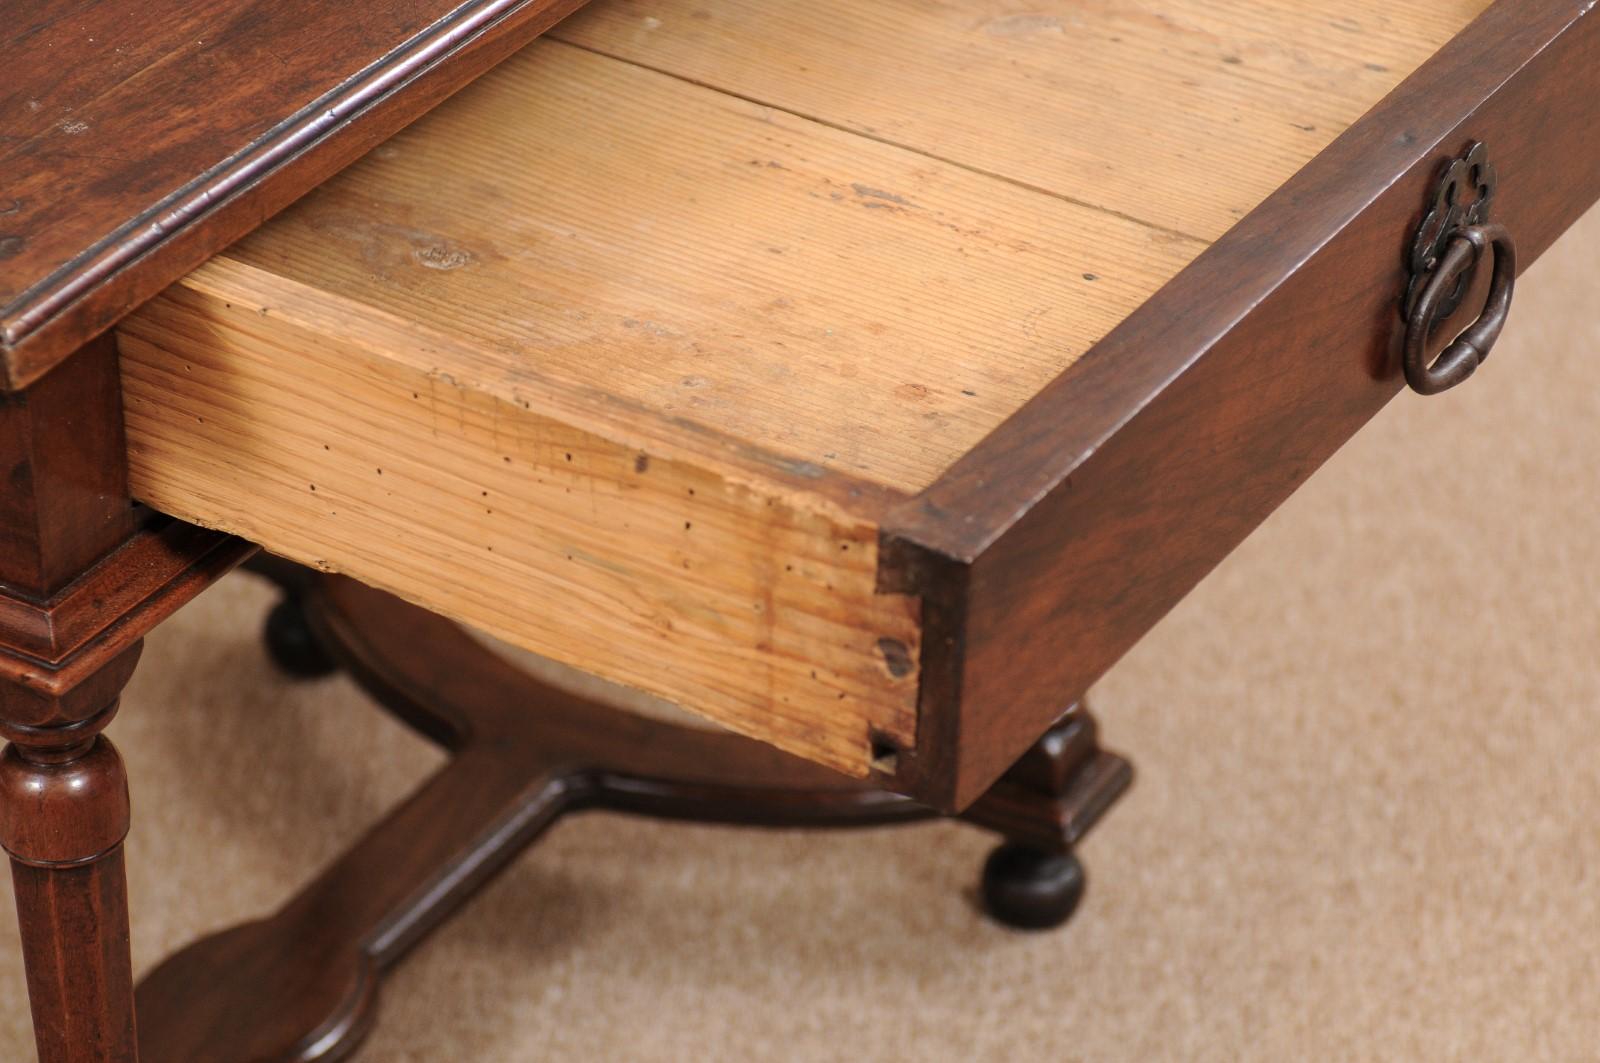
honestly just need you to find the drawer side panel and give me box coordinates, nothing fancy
[119,261,920,777]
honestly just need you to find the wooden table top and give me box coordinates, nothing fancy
[0,0,585,390]
[39,0,1600,807]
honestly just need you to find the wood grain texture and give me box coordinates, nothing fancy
[120,261,920,777]
[0,330,252,1060]
[120,0,1491,506]
[0,330,147,1062]
[0,520,253,670]
[9,855,137,1063]
[886,0,1600,807]
[117,0,1519,798]
[0,736,136,1063]
[0,0,588,390]
[554,0,1490,241]
[0,335,136,597]
[214,39,1199,494]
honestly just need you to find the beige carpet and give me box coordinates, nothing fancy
[4,207,1599,1062]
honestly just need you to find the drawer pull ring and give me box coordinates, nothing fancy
[1403,222,1516,395]
[1401,141,1516,395]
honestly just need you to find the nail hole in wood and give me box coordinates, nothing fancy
[876,637,913,678]
[869,733,900,774]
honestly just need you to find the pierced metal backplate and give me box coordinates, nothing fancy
[1404,141,1497,320]
[1408,143,1491,321]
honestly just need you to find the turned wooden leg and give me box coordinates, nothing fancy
[0,736,136,1063]
[0,333,253,1060]
[0,645,144,1063]
[961,702,1132,930]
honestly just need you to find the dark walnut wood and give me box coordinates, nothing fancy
[0,739,136,1063]
[0,337,140,1063]
[130,566,1129,1062]
[0,0,588,390]
[0,336,254,1062]
[881,0,1600,809]
[4,1,1594,1056]
[0,334,136,596]
[0,525,254,1063]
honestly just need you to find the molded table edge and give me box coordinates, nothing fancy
[0,0,588,391]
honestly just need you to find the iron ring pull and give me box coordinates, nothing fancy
[1402,221,1516,395]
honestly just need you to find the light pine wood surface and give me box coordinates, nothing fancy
[121,260,921,775]
[119,0,1488,774]
[211,40,1198,494]
[554,0,1488,241]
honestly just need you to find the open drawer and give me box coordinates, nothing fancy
[116,0,1600,810]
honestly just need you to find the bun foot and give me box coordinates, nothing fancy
[979,842,1085,930]
[263,596,338,679]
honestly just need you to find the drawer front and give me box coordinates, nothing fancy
[885,0,1600,810]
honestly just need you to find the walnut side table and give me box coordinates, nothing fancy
[3,0,1598,1059]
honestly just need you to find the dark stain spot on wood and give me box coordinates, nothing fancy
[0,235,25,259]
[850,183,911,206]
[876,637,913,678]
[635,453,650,473]
[868,732,900,773]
